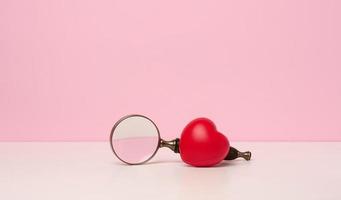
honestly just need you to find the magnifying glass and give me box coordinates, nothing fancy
[110,114,251,166]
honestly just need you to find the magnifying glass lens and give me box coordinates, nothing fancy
[111,115,160,164]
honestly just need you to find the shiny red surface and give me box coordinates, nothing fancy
[179,118,230,167]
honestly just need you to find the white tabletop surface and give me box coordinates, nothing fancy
[1,142,340,200]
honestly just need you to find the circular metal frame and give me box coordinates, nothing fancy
[109,114,161,165]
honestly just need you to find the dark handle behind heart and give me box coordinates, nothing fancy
[160,138,251,161]
[224,146,251,161]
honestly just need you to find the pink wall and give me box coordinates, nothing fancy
[1,0,341,141]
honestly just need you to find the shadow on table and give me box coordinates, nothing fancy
[112,159,250,168]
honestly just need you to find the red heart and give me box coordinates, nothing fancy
[179,118,229,167]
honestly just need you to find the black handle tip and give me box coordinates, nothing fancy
[225,147,252,161]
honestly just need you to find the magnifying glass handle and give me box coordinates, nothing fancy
[160,138,180,153]
[161,138,251,161]
[225,146,251,161]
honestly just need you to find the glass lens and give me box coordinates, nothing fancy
[111,115,160,164]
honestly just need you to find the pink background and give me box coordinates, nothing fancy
[1,0,340,141]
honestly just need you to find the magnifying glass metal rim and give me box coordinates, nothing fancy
[109,114,161,165]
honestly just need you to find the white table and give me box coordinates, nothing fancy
[1,142,340,200]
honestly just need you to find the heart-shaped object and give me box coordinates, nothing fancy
[179,118,230,167]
